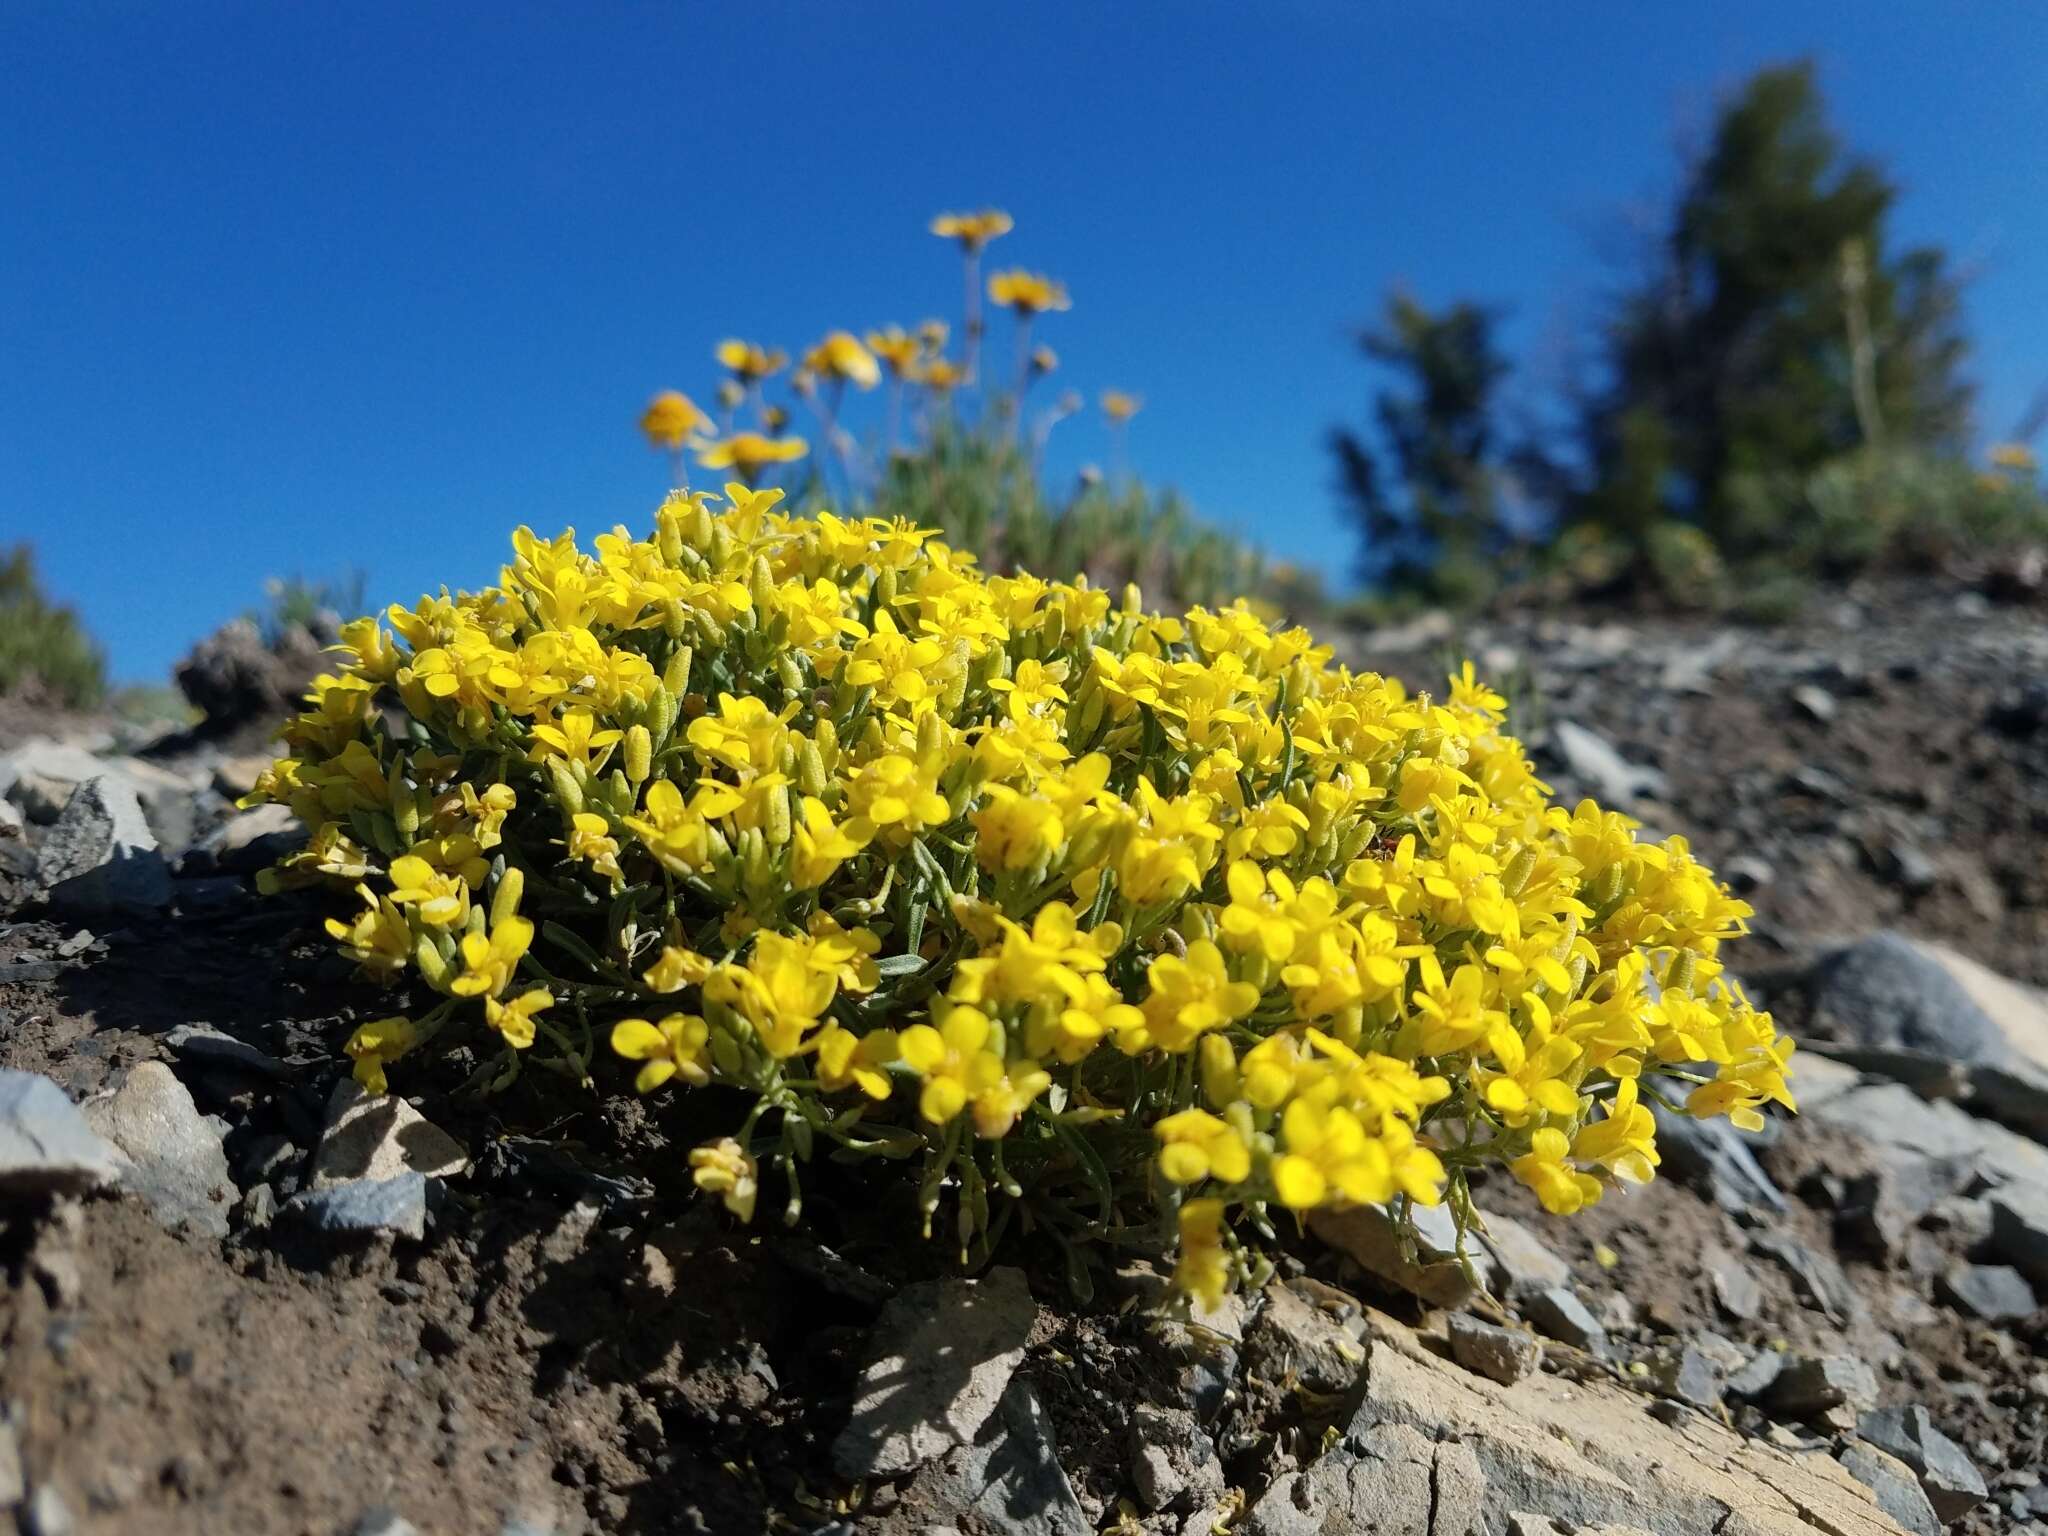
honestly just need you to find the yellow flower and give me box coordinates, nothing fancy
[449,913,535,1000]
[529,709,624,778]
[790,796,868,888]
[1100,390,1142,423]
[1136,940,1260,1054]
[703,932,838,1058]
[804,331,881,390]
[913,357,965,394]
[1172,1198,1231,1307]
[1154,1107,1252,1186]
[640,391,709,450]
[930,208,1014,252]
[1511,1127,1604,1215]
[485,987,552,1050]
[694,432,809,478]
[866,327,921,378]
[344,1015,417,1095]
[987,269,1070,315]
[815,1023,899,1101]
[690,1136,759,1221]
[1571,1076,1660,1183]
[325,886,413,979]
[642,944,714,994]
[715,340,787,381]
[385,853,469,929]
[622,779,714,875]
[611,1013,711,1093]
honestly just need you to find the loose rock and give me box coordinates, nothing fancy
[310,1080,469,1187]
[34,776,172,918]
[1763,1354,1878,1424]
[285,1172,430,1241]
[832,1266,1036,1479]
[1935,1261,2037,1322]
[1835,1443,1939,1536]
[908,1377,1086,1536]
[1447,1314,1542,1386]
[1857,1405,1988,1522]
[0,1070,122,1197]
[1309,1201,1475,1309]
[1518,1285,1607,1356]
[1127,1403,1224,1513]
[82,1062,236,1238]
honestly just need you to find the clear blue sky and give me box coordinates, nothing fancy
[5,2,2044,683]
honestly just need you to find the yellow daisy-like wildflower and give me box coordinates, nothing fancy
[804,331,881,390]
[987,269,1071,315]
[640,390,709,451]
[930,208,1014,252]
[715,340,788,381]
[695,433,809,479]
[1101,390,1142,423]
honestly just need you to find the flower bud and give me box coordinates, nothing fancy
[491,866,525,928]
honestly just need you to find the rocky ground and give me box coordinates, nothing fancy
[0,574,2042,1536]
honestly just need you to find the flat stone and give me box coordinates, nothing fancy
[1448,1314,1542,1386]
[1706,1246,1763,1321]
[1244,1278,1367,1393]
[310,1080,468,1187]
[1810,932,2048,1069]
[1475,1208,1571,1295]
[1243,1421,1479,1536]
[1836,1443,1939,1536]
[832,1266,1036,1479]
[1309,1201,1475,1309]
[1518,1284,1607,1355]
[163,1025,288,1079]
[909,1377,1086,1536]
[1645,1345,1723,1412]
[1858,1405,1988,1523]
[285,1172,429,1241]
[1987,1183,2048,1284]
[1654,1110,1786,1213]
[1764,1354,1879,1422]
[1750,1232,1856,1323]
[1935,1261,2037,1322]
[35,776,171,918]
[0,1071,122,1197]
[1338,1311,1910,1535]
[1127,1403,1224,1513]
[1725,1348,1788,1400]
[82,1062,235,1238]
[0,739,113,800]
[1548,720,1667,809]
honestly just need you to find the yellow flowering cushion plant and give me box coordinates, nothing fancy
[246,486,1795,1305]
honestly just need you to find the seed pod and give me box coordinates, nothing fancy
[764,784,793,847]
[1667,948,1697,998]
[619,725,651,786]
[392,787,421,841]
[1122,581,1143,616]
[798,739,827,797]
[546,759,585,817]
[874,566,898,609]
[916,708,944,760]
[663,645,694,697]
[648,682,678,748]
[710,1024,743,1077]
[776,652,804,694]
[814,718,839,772]
[1502,844,1537,897]
[709,521,734,569]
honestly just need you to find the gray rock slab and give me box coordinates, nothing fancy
[82,1062,235,1238]
[311,1081,468,1187]
[1935,1261,2037,1322]
[1857,1405,1988,1523]
[1309,1201,1475,1309]
[285,1172,429,1241]
[35,776,172,917]
[0,1071,122,1197]
[1448,1313,1542,1386]
[832,1266,1036,1479]
[910,1377,1086,1536]
[1836,1443,1940,1536]
[1518,1284,1607,1355]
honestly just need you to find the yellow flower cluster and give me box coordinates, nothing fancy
[248,494,1793,1302]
